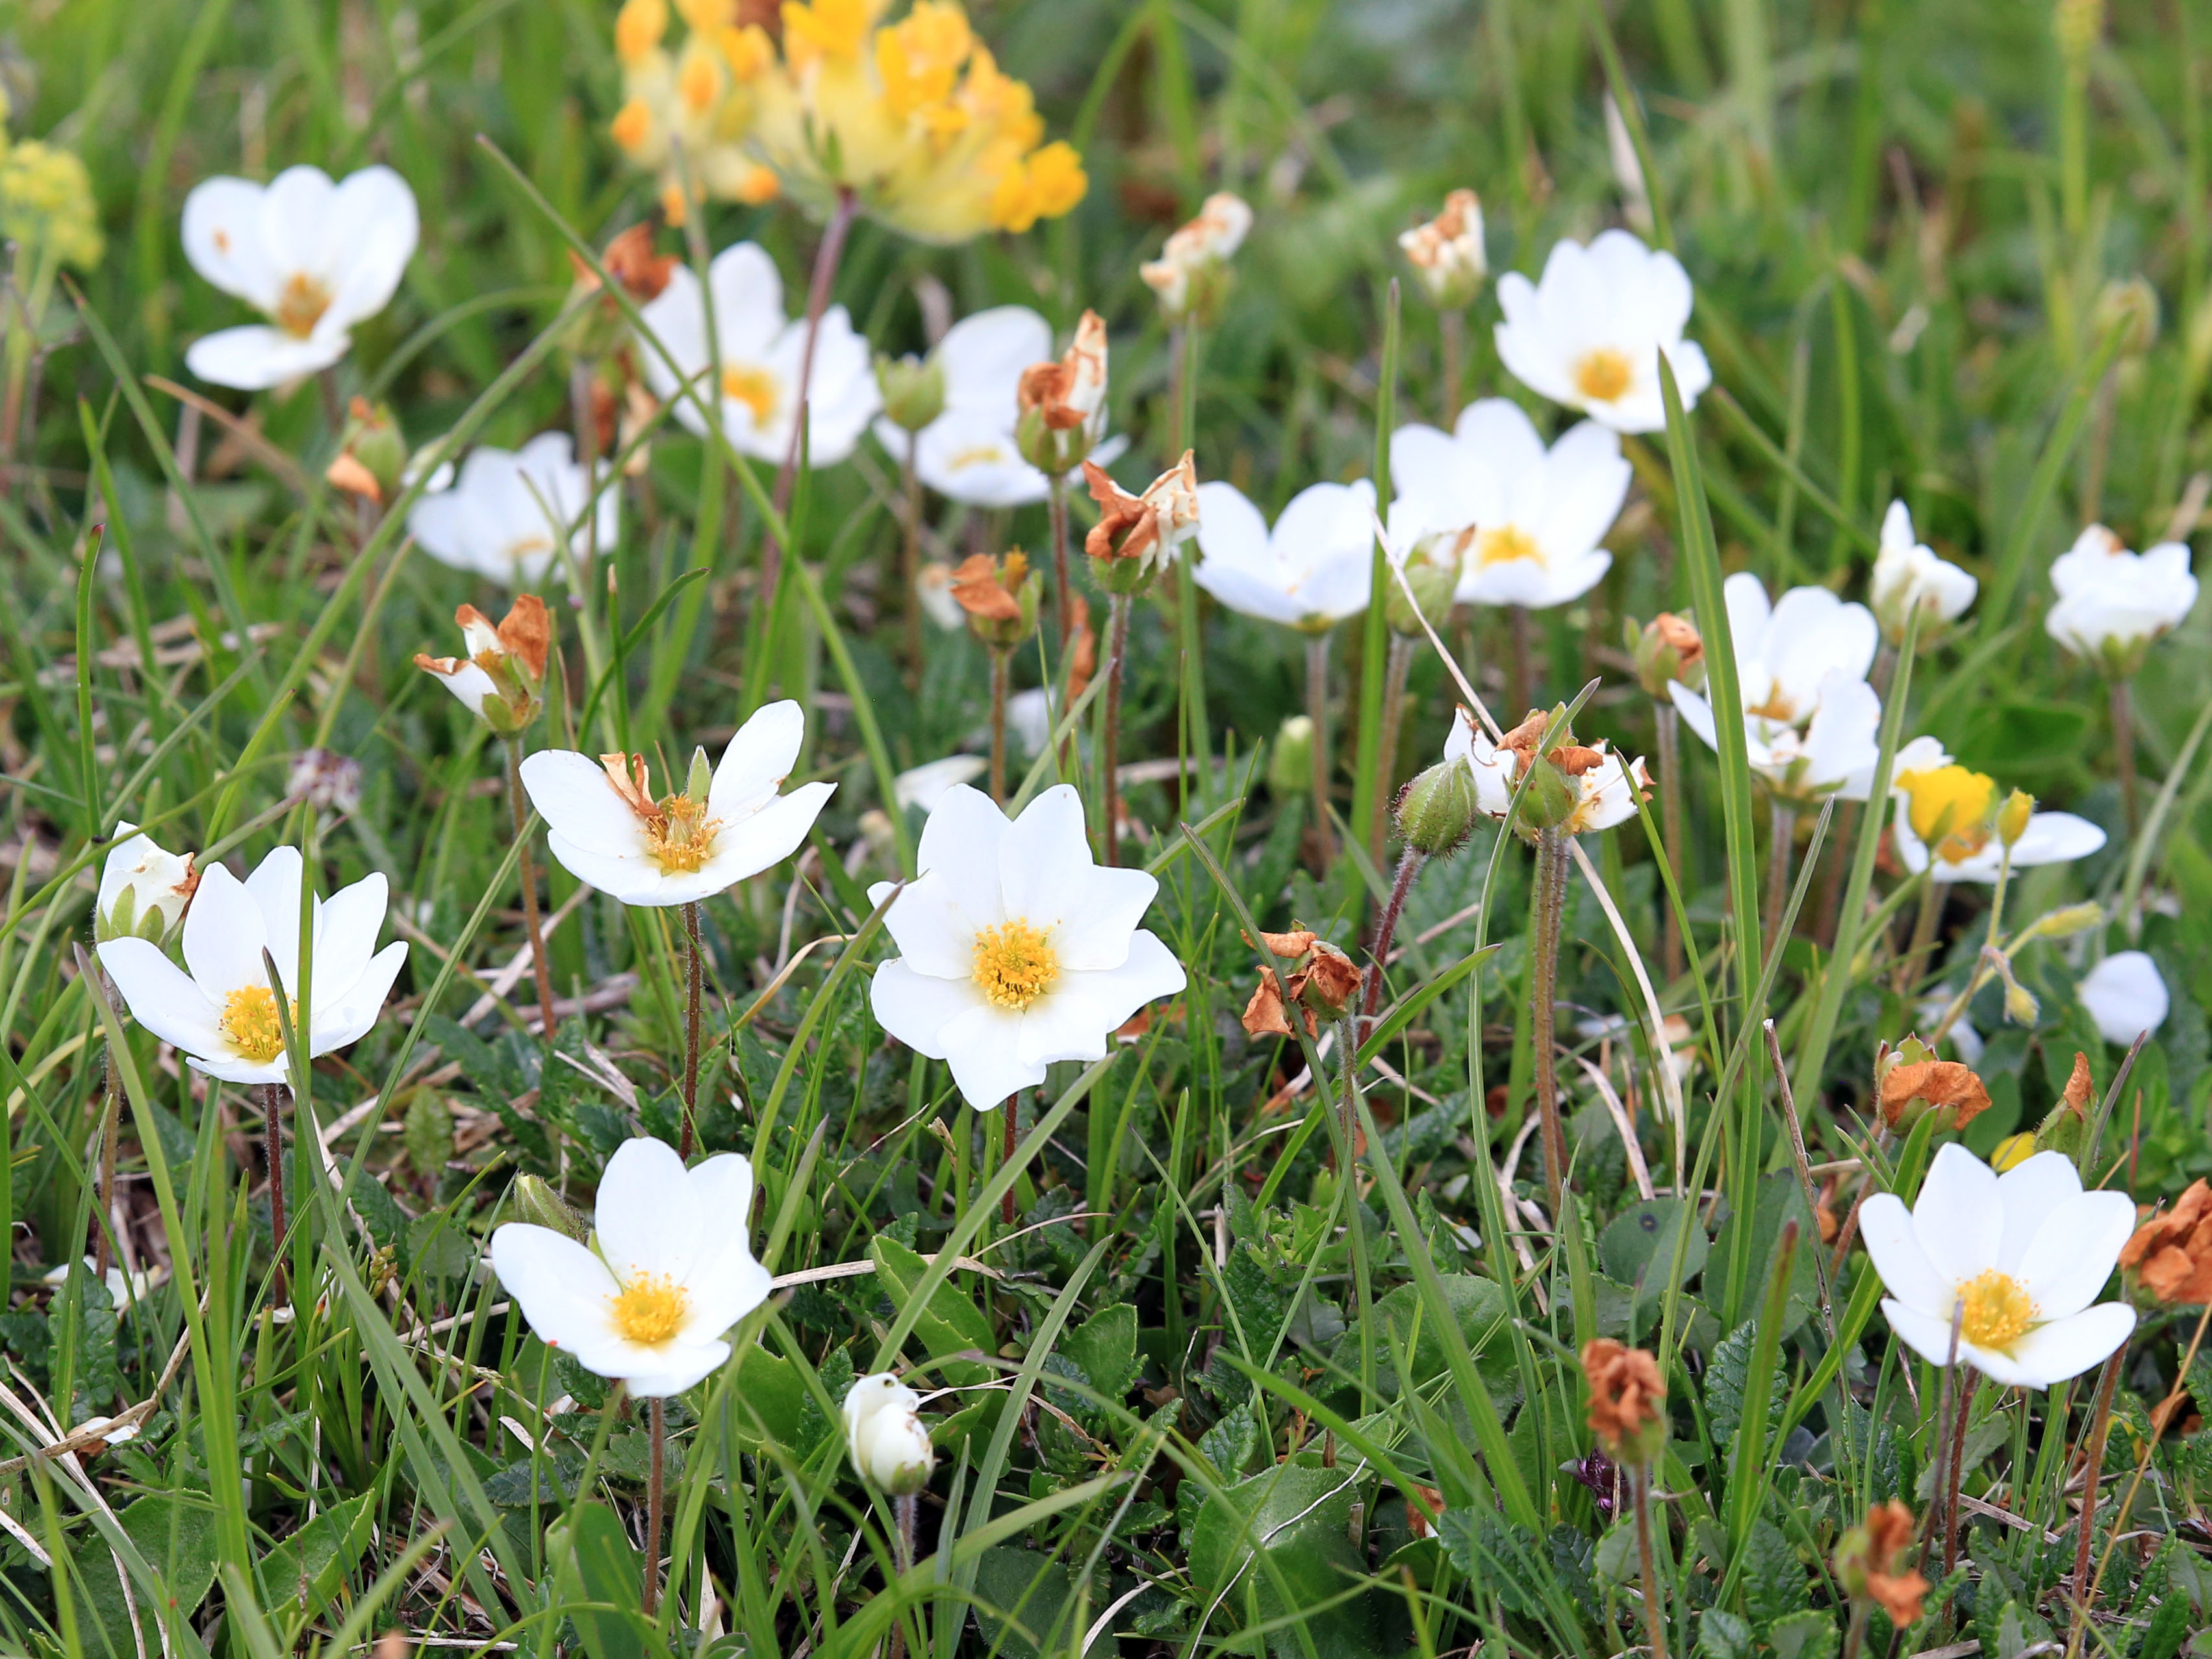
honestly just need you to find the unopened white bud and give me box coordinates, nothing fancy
[842,1372,934,1496]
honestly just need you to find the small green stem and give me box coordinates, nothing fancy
[1633,1463,1668,1659]
[1306,629,1336,867]
[2067,1340,2125,1652]
[1763,798,1797,944]
[1100,593,1133,866]
[263,1081,288,1306]
[988,648,1011,805]
[1363,848,1427,1026]
[643,1395,665,1617]
[1531,827,1571,1215]
[1368,633,1416,861]
[508,738,558,1040]
[902,431,926,687]
[680,901,704,1158]
[1655,701,1685,983]
[2111,677,2139,839]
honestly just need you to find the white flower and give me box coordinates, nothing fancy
[1870,501,1977,646]
[2046,525,2198,675]
[895,755,987,814]
[1389,399,1629,610]
[842,1373,935,1494]
[413,598,551,736]
[1084,454,1201,585]
[1443,707,1651,837]
[520,701,835,907]
[489,1137,771,1398]
[868,785,1186,1111]
[95,822,197,944]
[1670,669,1883,805]
[1861,1143,2136,1388]
[181,165,419,390]
[95,846,408,1086]
[2078,952,2169,1046]
[1493,229,1711,435]
[1192,479,1374,629]
[1398,190,1486,309]
[407,435,619,585]
[1886,739,2106,884]
[44,1257,160,1312]
[639,243,881,466]
[1140,193,1252,321]
[1007,687,1056,757]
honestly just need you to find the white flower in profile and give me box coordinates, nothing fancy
[95,846,407,1085]
[868,785,1186,1111]
[180,165,419,390]
[1870,501,1976,646]
[490,1137,771,1397]
[1885,739,2106,884]
[1140,192,1252,322]
[407,435,619,585]
[639,242,880,466]
[520,701,835,907]
[895,755,987,814]
[1861,1142,2136,1387]
[1398,190,1486,309]
[1193,479,1375,629]
[2078,952,2169,1047]
[1389,399,1630,610]
[2046,525,2199,676]
[843,1373,935,1494]
[1443,707,1650,837]
[1493,229,1711,434]
[94,822,198,944]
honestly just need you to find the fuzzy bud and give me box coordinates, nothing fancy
[876,353,946,435]
[94,823,199,945]
[1395,757,1482,856]
[1516,753,1581,832]
[1996,789,2033,849]
[842,1373,935,1495]
[512,1174,589,1242]
[1268,715,1314,796]
[1628,612,1705,699]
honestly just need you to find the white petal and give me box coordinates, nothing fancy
[1911,1143,2002,1284]
[522,750,648,856]
[679,1248,772,1345]
[687,1152,757,1235]
[185,325,349,391]
[937,1004,1047,1110]
[318,166,419,329]
[1986,1302,2135,1389]
[1859,1193,1948,1315]
[542,830,663,904]
[95,938,227,1060]
[490,1223,622,1353]
[689,781,834,891]
[244,846,307,992]
[913,785,1010,931]
[936,305,1052,414]
[1054,865,1162,973]
[2078,952,2168,1045]
[2005,812,2105,868]
[617,1339,731,1398]
[180,861,272,1000]
[709,699,806,822]
[1881,1298,1971,1369]
[2013,1190,2136,1321]
[871,956,987,1056]
[1993,1150,2084,1271]
[309,940,407,1056]
[594,1137,704,1285]
[180,177,279,309]
[1000,785,1094,926]
[311,872,388,1002]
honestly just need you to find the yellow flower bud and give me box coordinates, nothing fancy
[1997,789,2033,848]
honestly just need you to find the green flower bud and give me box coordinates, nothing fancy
[876,353,945,435]
[684,745,714,804]
[1384,530,1464,637]
[1516,754,1580,833]
[1395,757,1482,856]
[1267,715,1314,796]
[1015,403,1083,477]
[513,1174,589,1243]
[1627,611,1705,699]
[346,401,410,500]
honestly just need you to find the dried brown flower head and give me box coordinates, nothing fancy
[1878,1059,1992,1132]
[1581,1339,1666,1462]
[2119,1178,2212,1306]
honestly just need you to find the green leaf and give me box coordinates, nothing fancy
[1697,1608,1753,1659]
[403,1091,455,1184]
[1703,1321,1783,1454]
[253,1491,375,1627]
[970,1545,1081,1659]
[551,1500,655,1659]
[1601,1197,1710,1297]
[1060,1302,1139,1408]
[869,1234,995,1384]
[1198,1400,1262,1479]
[1332,1274,1516,1404]
[1704,1174,1819,1341]
[75,1493,221,1656]
[1189,1462,1407,1659]
[1740,1517,1809,1634]
[1766,1610,1839,1659]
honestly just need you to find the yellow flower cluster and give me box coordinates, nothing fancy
[611,0,783,225]
[610,0,1086,245]
[0,108,103,272]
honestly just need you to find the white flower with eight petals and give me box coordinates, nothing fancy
[1493,229,1711,435]
[1192,479,1375,630]
[2046,525,2199,678]
[408,435,619,586]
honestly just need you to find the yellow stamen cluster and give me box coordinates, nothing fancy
[605,0,1084,239]
[221,985,296,1064]
[1956,1269,2036,1349]
[609,1271,690,1345]
[1898,763,1999,861]
[720,363,782,426]
[1475,526,1541,568]
[1573,347,1633,405]
[971,918,1058,1011]
[274,273,334,338]
[648,794,722,874]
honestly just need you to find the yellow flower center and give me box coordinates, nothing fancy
[1475,526,1541,567]
[220,985,294,1064]
[648,794,722,874]
[1956,1269,2037,1349]
[609,1271,689,1345]
[971,919,1059,1012]
[720,363,780,427]
[1744,687,1799,723]
[1898,764,1998,861]
[1573,347,1634,404]
[274,272,334,339]
[947,443,1012,470]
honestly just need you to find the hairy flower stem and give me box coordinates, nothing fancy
[900,433,926,687]
[1099,593,1133,867]
[643,1395,665,1616]
[2111,677,2139,837]
[889,1491,920,1659]
[1368,634,1416,859]
[1531,827,1571,1216]
[93,961,123,1276]
[1001,1099,1019,1226]
[1440,309,1465,425]
[1632,1464,1668,1659]
[263,1082,289,1304]
[1839,1601,1870,1659]
[2068,1340,2124,1640]
[1305,630,1336,867]
[1506,603,1535,719]
[1942,1363,1977,1577]
[1764,800,1797,944]
[762,188,859,610]
[680,901,704,1159]
[1654,702,1686,983]
[987,648,1011,804]
[1047,477,1072,655]
[1364,849,1428,1028]
[1336,1012,1378,1401]
[507,739,559,1041]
